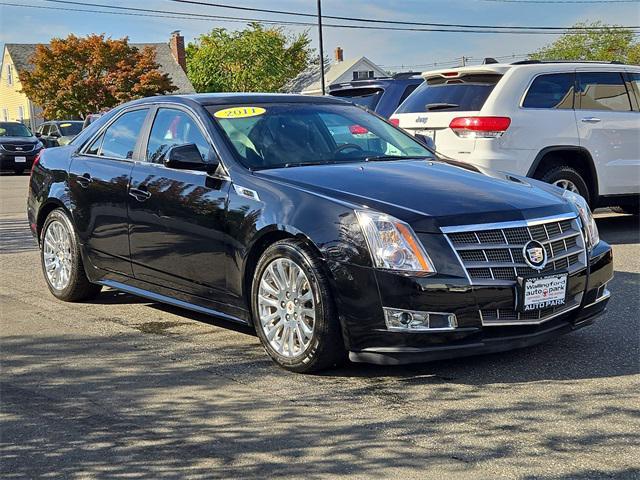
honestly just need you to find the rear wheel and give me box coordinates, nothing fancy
[251,239,346,373]
[40,208,102,301]
[539,165,591,206]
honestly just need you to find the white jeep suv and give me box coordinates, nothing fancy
[391,61,640,213]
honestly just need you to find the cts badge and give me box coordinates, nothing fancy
[523,240,547,270]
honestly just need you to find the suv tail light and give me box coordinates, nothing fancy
[30,149,44,176]
[349,124,369,135]
[449,116,511,138]
[389,117,400,127]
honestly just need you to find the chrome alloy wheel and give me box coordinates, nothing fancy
[553,179,580,193]
[257,258,316,358]
[43,220,73,290]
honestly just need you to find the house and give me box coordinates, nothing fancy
[0,32,195,130]
[283,47,388,95]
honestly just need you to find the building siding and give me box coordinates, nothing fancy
[0,49,37,130]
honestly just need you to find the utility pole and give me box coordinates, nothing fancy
[317,0,326,95]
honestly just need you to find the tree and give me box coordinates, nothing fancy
[533,21,639,64]
[186,23,313,93]
[20,34,177,119]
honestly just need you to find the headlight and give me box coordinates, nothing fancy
[355,210,436,274]
[563,190,599,248]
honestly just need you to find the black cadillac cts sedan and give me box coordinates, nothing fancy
[27,94,613,372]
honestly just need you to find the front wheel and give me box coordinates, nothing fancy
[251,239,346,373]
[40,208,102,301]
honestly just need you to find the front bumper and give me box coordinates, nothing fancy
[330,241,613,365]
[0,151,39,171]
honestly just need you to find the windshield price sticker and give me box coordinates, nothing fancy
[214,107,266,119]
[521,274,567,312]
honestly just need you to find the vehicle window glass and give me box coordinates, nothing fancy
[41,124,50,136]
[330,88,384,110]
[209,103,433,170]
[577,72,631,111]
[626,72,639,108]
[398,84,420,106]
[99,109,148,159]
[86,133,104,156]
[59,122,82,136]
[396,74,502,113]
[147,108,210,163]
[523,73,575,109]
[0,122,31,137]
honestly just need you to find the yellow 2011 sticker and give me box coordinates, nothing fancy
[214,106,266,119]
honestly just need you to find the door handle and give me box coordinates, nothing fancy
[581,117,601,124]
[129,187,151,202]
[76,173,93,188]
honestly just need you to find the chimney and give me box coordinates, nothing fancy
[334,46,344,62]
[170,30,187,72]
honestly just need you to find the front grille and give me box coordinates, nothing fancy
[480,293,583,326]
[445,216,586,283]
[2,143,36,153]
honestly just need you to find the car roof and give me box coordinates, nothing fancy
[130,93,348,107]
[420,61,638,79]
[329,76,423,92]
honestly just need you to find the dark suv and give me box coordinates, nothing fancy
[328,73,423,118]
[0,122,43,174]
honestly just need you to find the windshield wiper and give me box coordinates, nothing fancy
[425,103,459,111]
[282,160,341,168]
[364,155,431,162]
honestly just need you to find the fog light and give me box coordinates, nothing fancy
[383,308,457,331]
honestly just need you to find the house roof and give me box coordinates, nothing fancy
[283,56,388,94]
[3,42,195,94]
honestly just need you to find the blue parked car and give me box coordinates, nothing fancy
[328,73,423,118]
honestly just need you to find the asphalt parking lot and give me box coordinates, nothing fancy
[1,173,638,479]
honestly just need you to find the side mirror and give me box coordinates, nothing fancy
[164,143,218,173]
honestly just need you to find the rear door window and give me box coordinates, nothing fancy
[395,73,502,113]
[330,88,384,110]
[523,73,575,109]
[576,72,631,111]
[92,108,148,159]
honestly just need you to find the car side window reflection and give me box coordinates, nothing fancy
[147,108,210,163]
[90,109,148,160]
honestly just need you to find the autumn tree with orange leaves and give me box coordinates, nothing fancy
[20,34,176,119]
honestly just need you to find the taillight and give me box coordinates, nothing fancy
[389,117,400,127]
[31,149,44,176]
[449,116,511,138]
[349,124,369,135]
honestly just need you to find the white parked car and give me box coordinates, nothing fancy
[391,61,640,213]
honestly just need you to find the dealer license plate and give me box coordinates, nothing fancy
[519,274,567,312]
[15,156,27,163]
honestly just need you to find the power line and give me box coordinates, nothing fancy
[480,0,638,3]
[165,0,639,30]
[22,1,640,35]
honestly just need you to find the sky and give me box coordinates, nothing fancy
[1,0,639,71]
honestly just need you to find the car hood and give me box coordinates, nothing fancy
[0,136,38,143]
[258,159,574,232]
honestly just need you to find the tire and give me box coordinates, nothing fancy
[40,208,102,302]
[251,239,346,373]
[539,165,591,206]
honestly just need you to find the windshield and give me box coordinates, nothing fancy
[0,123,32,137]
[208,103,433,170]
[58,122,83,136]
[330,88,384,110]
[396,74,502,113]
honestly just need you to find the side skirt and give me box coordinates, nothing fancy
[97,279,249,326]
